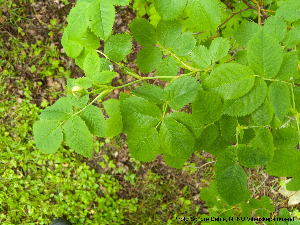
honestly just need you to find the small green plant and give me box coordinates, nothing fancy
[33,0,300,222]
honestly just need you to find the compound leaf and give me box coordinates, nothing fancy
[266,148,300,177]
[40,97,73,121]
[209,37,230,63]
[216,164,248,206]
[223,78,268,117]
[192,90,223,124]
[129,18,157,46]
[163,76,200,111]
[269,82,291,121]
[186,0,221,32]
[154,0,187,21]
[159,117,195,158]
[204,63,255,100]
[33,120,63,154]
[104,34,132,62]
[87,0,115,40]
[137,46,162,73]
[63,115,94,158]
[80,105,106,137]
[247,29,283,78]
[120,96,161,133]
[127,127,161,162]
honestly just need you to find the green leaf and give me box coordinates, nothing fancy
[33,120,63,154]
[273,128,299,149]
[137,46,162,73]
[252,99,273,126]
[62,115,94,158]
[266,148,300,177]
[264,16,287,42]
[129,18,157,46]
[75,48,89,69]
[83,50,100,81]
[276,51,299,81]
[294,86,300,112]
[163,153,191,169]
[269,82,291,121]
[192,90,223,124]
[40,97,73,121]
[283,28,300,48]
[185,0,221,32]
[87,0,115,40]
[172,32,196,56]
[215,146,237,175]
[159,117,195,158]
[94,70,118,85]
[104,34,132,62]
[103,99,123,137]
[209,37,230,63]
[132,83,164,105]
[196,123,219,150]
[235,21,262,47]
[127,127,161,162]
[276,0,300,22]
[120,96,162,133]
[67,77,93,90]
[237,145,260,168]
[67,2,90,40]
[166,112,204,138]
[156,20,182,48]
[204,63,255,100]
[154,0,187,21]
[189,45,211,70]
[250,128,274,165]
[79,28,100,50]
[219,115,237,141]
[163,76,200,111]
[156,56,179,80]
[216,164,248,206]
[223,78,268,116]
[80,105,106,137]
[61,27,83,58]
[286,174,300,191]
[111,0,130,6]
[247,29,283,78]
[68,94,89,109]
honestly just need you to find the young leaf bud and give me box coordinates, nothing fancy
[72,85,86,98]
